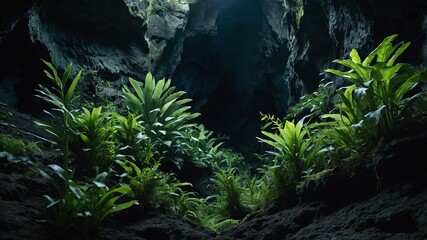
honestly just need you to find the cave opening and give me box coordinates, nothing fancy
[175,0,279,155]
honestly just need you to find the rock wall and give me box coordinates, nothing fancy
[0,0,425,153]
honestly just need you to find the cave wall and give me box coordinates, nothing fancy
[0,0,425,153]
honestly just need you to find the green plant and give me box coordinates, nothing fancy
[258,163,292,203]
[294,0,304,28]
[39,164,137,238]
[286,81,335,121]
[168,184,203,220]
[241,176,268,212]
[35,60,82,169]
[0,134,42,156]
[315,35,427,164]
[115,159,200,217]
[325,34,426,134]
[116,160,187,205]
[174,124,222,168]
[114,112,148,161]
[258,119,317,183]
[316,86,377,163]
[0,134,42,163]
[122,73,200,166]
[73,106,117,174]
[193,199,240,233]
[116,160,164,207]
[210,168,249,220]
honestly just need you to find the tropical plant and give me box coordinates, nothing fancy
[116,160,164,207]
[73,106,117,175]
[258,119,317,183]
[114,112,149,161]
[0,134,42,164]
[39,164,137,238]
[286,81,335,121]
[325,34,427,134]
[210,167,250,220]
[168,184,203,220]
[258,164,291,203]
[315,85,377,163]
[122,73,200,165]
[174,124,223,168]
[241,176,268,212]
[116,158,203,219]
[0,134,42,157]
[35,60,82,169]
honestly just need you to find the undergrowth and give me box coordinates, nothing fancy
[2,34,424,238]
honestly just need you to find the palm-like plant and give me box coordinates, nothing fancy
[122,73,200,143]
[114,112,148,161]
[122,73,200,165]
[73,106,117,174]
[258,119,317,182]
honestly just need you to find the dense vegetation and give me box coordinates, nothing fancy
[1,35,425,238]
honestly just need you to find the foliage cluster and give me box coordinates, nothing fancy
[0,134,41,163]
[23,34,426,237]
[34,62,212,238]
[257,34,426,198]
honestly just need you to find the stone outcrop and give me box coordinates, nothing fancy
[0,0,425,153]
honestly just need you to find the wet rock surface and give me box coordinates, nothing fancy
[1,0,425,153]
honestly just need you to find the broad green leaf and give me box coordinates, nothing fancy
[378,63,403,81]
[144,73,156,111]
[128,78,145,104]
[362,35,397,66]
[152,79,166,101]
[334,59,370,82]
[350,49,361,63]
[388,42,410,66]
[110,200,138,214]
[394,73,420,102]
[49,164,67,181]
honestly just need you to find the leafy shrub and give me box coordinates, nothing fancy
[73,106,117,175]
[174,124,222,168]
[258,119,318,183]
[286,81,335,121]
[115,159,197,214]
[210,168,250,220]
[122,73,200,166]
[116,160,165,208]
[325,34,426,134]
[319,34,427,163]
[0,134,41,157]
[39,164,136,238]
[114,112,146,160]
